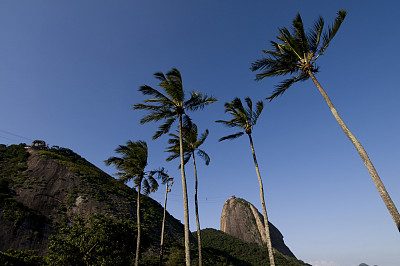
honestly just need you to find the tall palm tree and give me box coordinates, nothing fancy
[251,10,400,232]
[216,97,275,266]
[166,122,211,266]
[133,68,217,265]
[105,140,168,266]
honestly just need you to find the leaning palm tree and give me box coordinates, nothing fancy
[166,122,211,266]
[133,68,217,265]
[105,140,168,266]
[216,97,275,266]
[251,10,400,232]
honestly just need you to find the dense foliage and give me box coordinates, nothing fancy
[199,228,310,266]
[47,214,146,266]
[0,249,45,266]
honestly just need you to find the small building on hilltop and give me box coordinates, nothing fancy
[30,140,48,150]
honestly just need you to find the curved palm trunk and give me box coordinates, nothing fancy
[179,115,191,266]
[192,153,202,266]
[309,71,400,232]
[135,183,142,266]
[248,134,275,266]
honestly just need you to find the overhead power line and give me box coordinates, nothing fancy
[0,129,33,141]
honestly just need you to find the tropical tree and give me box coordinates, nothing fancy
[105,140,168,266]
[250,10,400,232]
[216,97,275,266]
[166,122,211,266]
[133,68,217,265]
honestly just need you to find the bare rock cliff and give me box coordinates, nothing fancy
[220,196,295,258]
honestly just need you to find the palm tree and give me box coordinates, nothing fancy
[133,68,217,265]
[251,10,400,232]
[216,97,275,266]
[105,140,168,266]
[166,122,211,266]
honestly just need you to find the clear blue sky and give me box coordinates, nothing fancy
[1,1,399,265]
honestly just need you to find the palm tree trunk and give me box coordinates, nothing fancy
[192,153,202,266]
[159,180,170,266]
[308,71,400,232]
[248,134,275,266]
[179,115,191,266]
[135,183,142,266]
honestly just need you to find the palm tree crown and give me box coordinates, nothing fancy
[133,68,217,139]
[166,122,210,167]
[105,140,167,194]
[216,97,264,140]
[251,9,347,100]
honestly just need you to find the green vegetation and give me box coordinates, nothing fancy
[0,143,29,185]
[0,249,45,266]
[47,214,144,266]
[199,228,310,266]
[2,197,48,228]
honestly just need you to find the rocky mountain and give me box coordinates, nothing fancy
[0,144,185,256]
[220,196,295,258]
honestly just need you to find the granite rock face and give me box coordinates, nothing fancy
[220,196,295,258]
[0,146,185,255]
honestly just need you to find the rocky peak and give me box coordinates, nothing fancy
[220,196,295,258]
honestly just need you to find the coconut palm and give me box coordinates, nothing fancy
[166,122,210,266]
[216,97,275,266]
[105,140,168,266]
[133,68,217,265]
[251,10,400,232]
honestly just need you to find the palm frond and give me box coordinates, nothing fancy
[185,92,217,111]
[104,156,123,167]
[141,179,150,195]
[158,68,184,102]
[253,100,264,124]
[153,72,166,82]
[266,72,309,101]
[308,16,324,53]
[148,168,169,184]
[244,97,253,121]
[198,129,209,145]
[153,117,176,139]
[219,132,244,142]
[197,149,210,165]
[215,119,241,128]
[138,109,175,124]
[251,57,298,80]
[318,9,347,57]
[278,28,303,60]
[292,13,309,55]
[182,115,193,131]
[165,152,180,162]
[137,85,171,103]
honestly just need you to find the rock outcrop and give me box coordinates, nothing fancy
[0,145,185,255]
[220,196,295,258]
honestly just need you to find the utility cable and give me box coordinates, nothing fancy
[0,128,33,141]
